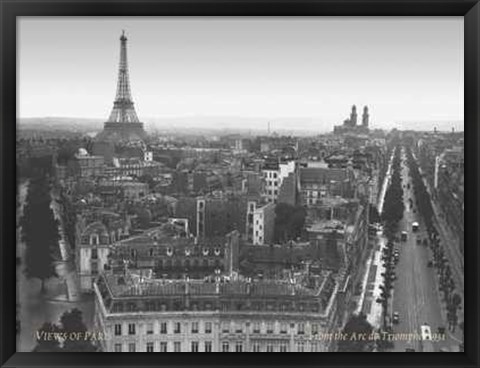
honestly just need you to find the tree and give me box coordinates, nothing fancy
[32,322,63,352]
[337,313,375,352]
[138,174,155,190]
[274,203,306,243]
[22,177,58,293]
[451,292,462,307]
[32,310,99,352]
[60,309,98,352]
[369,205,381,224]
[135,207,152,228]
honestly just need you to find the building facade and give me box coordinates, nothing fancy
[262,161,295,203]
[93,272,338,352]
[252,202,275,246]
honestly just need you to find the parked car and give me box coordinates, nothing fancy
[421,324,433,340]
[393,312,400,324]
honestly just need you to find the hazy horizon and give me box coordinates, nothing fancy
[18,115,464,135]
[19,17,464,132]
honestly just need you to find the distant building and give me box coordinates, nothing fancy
[299,167,354,206]
[277,172,298,206]
[245,201,275,245]
[262,160,295,203]
[333,105,370,134]
[92,141,115,165]
[175,194,248,239]
[72,149,105,178]
[109,227,241,279]
[105,157,162,178]
[75,210,131,291]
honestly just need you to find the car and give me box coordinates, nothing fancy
[401,231,408,241]
[421,324,432,340]
[393,312,400,324]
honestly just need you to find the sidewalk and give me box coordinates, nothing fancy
[365,235,387,328]
[414,152,464,342]
[420,169,464,320]
[49,190,81,302]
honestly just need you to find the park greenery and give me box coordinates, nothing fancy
[273,203,306,243]
[33,308,99,352]
[20,174,59,293]
[337,313,375,352]
[381,146,404,242]
[378,145,404,331]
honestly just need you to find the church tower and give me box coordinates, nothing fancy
[362,106,369,128]
[350,105,358,126]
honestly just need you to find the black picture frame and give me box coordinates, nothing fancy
[1,1,478,367]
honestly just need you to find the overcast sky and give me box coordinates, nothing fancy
[18,17,464,130]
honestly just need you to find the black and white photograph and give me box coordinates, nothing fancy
[16,17,464,353]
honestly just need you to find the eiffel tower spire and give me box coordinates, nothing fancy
[108,30,140,123]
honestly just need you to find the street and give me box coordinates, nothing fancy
[390,148,462,352]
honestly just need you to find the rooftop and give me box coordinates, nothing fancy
[101,273,322,299]
[300,167,349,183]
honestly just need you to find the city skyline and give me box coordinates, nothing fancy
[19,17,464,132]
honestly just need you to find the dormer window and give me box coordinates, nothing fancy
[214,248,220,256]
[166,248,173,257]
[202,248,209,256]
[185,248,191,256]
[90,234,99,246]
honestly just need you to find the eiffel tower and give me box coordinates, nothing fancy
[96,31,147,142]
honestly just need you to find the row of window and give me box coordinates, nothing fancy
[264,172,278,179]
[113,321,319,336]
[114,322,213,336]
[108,298,321,313]
[114,341,212,353]
[266,180,278,187]
[113,341,320,352]
[121,249,224,259]
[222,321,318,335]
